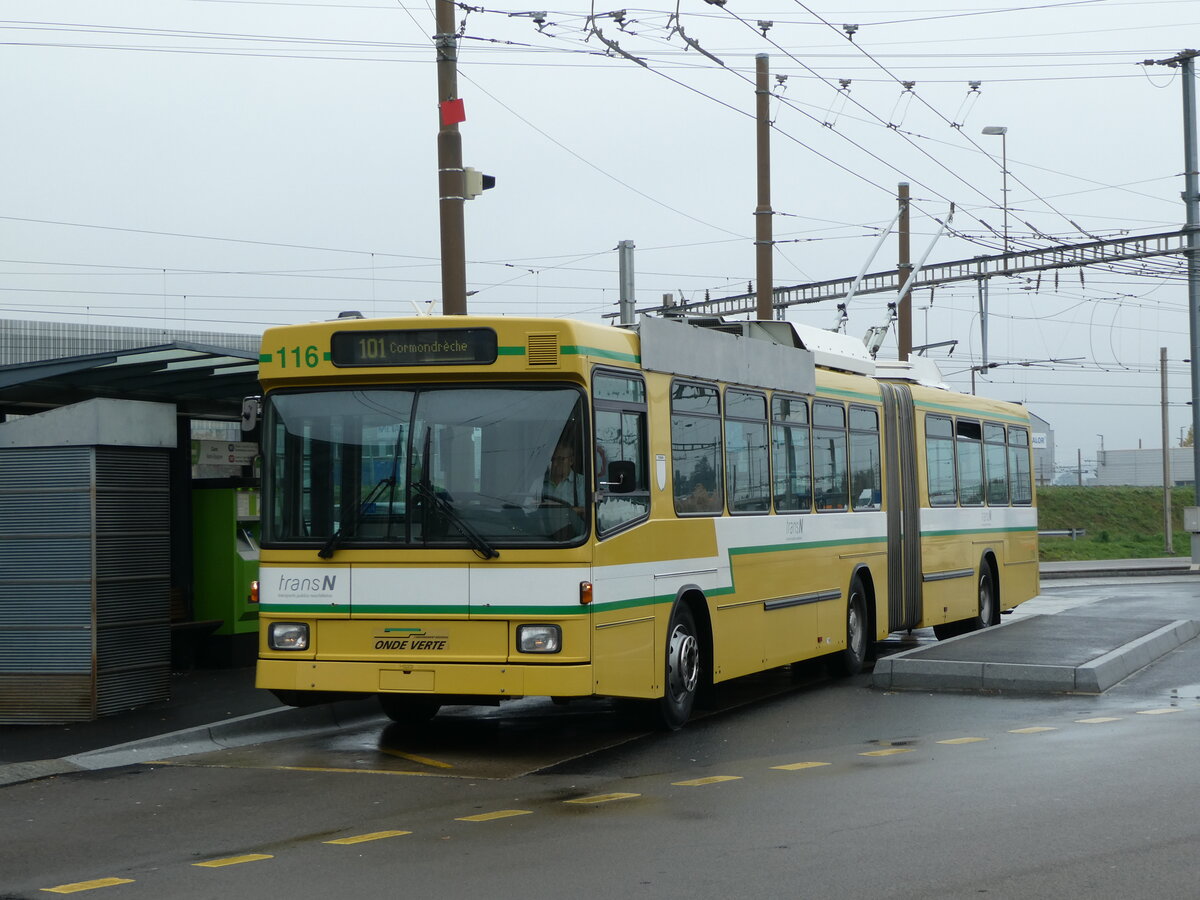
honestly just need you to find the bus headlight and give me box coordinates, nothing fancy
[268,622,310,651]
[516,625,561,654]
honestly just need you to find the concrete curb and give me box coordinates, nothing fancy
[1075,619,1200,693]
[0,698,382,787]
[0,758,85,788]
[872,616,1200,694]
[1040,566,1198,580]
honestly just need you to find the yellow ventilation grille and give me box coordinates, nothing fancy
[526,332,560,366]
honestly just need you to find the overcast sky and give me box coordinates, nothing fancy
[2,0,1197,470]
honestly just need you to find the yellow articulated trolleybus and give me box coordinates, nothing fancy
[254,313,1038,729]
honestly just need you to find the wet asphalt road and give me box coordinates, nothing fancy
[2,577,1197,899]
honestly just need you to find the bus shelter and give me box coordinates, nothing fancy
[0,341,260,723]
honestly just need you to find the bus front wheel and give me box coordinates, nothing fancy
[379,694,441,726]
[655,604,701,731]
[828,577,868,677]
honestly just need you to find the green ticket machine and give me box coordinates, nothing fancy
[191,484,260,666]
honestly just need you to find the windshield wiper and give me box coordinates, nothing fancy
[318,476,396,559]
[411,479,499,560]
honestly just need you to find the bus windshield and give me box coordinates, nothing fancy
[263,385,587,552]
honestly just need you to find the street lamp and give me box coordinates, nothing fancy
[981,126,1008,256]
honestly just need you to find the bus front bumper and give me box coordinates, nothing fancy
[257,657,595,699]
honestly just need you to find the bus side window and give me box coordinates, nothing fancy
[813,401,848,511]
[725,389,770,514]
[956,419,984,506]
[925,414,956,506]
[593,372,650,535]
[983,423,1009,505]
[1008,426,1033,505]
[849,405,881,510]
[671,381,723,515]
[772,395,811,513]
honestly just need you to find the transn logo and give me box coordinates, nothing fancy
[277,574,336,592]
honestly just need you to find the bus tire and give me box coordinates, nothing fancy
[828,577,868,677]
[932,621,964,640]
[934,562,997,639]
[655,604,701,731]
[379,694,441,726]
[967,564,998,631]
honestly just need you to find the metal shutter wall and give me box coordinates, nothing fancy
[0,448,96,722]
[0,445,171,723]
[93,447,171,718]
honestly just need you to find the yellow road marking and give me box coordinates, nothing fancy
[273,765,439,777]
[378,748,455,769]
[41,878,134,894]
[324,830,412,845]
[150,760,442,778]
[193,854,273,868]
[860,748,915,757]
[1136,708,1182,715]
[1075,717,1123,724]
[1009,726,1056,734]
[772,761,832,771]
[564,792,641,805]
[672,776,743,786]
[937,737,987,745]
[456,809,532,822]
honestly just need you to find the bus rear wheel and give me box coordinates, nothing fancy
[655,604,701,731]
[379,694,441,726]
[933,564,997,640]
[828,577,868,677]
[967,566,998,631]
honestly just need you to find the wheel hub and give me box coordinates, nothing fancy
[847,602,863,654]
[667,624,699,699]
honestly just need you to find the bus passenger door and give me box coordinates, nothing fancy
[591,533,656,698]
[880,383,922,631]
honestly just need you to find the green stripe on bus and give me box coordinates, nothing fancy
[729,535,887,557]
[817,387,881,403]
[915,398,1028,424]
[562,345,640,363]
[259,604,342,614]
[497,345,525,356]
[921,525,1037,538]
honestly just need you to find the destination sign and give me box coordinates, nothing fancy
[331,328,498,367]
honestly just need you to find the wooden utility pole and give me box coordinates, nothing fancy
[1162,346,1175,553]
[1143,49,1200,563]
[755,54,774,321]
[897,183,912,360]
[435,0,467,314]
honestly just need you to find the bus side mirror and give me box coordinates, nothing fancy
[241,396,261,432]
[603,460,636,494]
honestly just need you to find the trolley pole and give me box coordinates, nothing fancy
[755,54,774,321]
[435,0,467,315]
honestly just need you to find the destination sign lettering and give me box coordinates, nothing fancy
[331,328,498,367]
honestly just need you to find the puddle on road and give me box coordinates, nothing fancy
[154,668,833,780]
[164,698,646,780]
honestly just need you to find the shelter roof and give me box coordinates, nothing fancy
[0,342,260,420]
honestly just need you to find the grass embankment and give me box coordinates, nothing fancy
[1036,485,1193,561]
